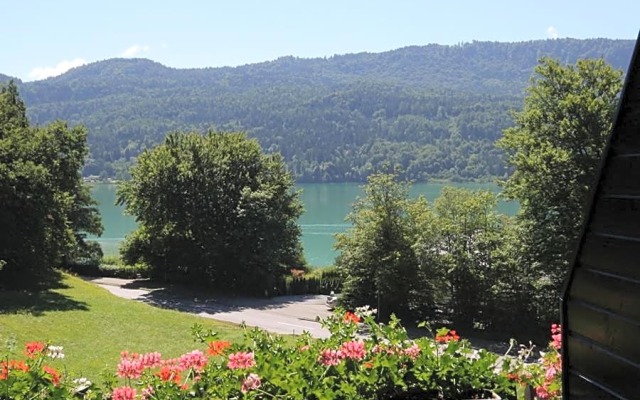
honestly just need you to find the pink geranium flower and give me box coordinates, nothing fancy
[550,324,562,350]
[241,373,262,393]
[117,351,163,378]
[179,350,208,371]
[318,349,344,366]
[140,352,162,368]
[403,343,421,360]
[112,386,136,400]
[227,351,256,369]
[535,385,550,399]
[117,358,144,379]
[141,386,154,400]
[340,341,366,360]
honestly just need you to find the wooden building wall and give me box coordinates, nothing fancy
[562,33,640,399]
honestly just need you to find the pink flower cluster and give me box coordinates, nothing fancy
[318,341,368,366]
[534,324,563,400]
[550,324,562,350]
[340,341,366,360]
[227,351,256,370]
[113,349,211,398]
[112,386,136,400]
[117,352,161,379]
[113,348,260,396]
[318,349,344,366]
[403,343,421,360]
[141,386,154,400]
[241,373,262,393]
[179,350,208,371]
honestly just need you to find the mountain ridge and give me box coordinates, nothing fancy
[7,37,634,83]
[1,38,635,182]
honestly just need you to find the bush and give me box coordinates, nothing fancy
[117,132,303,295]
[1,313,562,399]
[62,241,103,268]
[278,267,344,295]
[62,255,150,279]
[0,341,102,399]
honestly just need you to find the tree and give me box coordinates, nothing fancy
[335,173,425,321]
[430,187,509,329]
[497,58,623,323]
[407,187,516,331]
[0,82,102,281]
[117,131,303,295]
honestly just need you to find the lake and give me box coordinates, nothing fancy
[90,182,517,267]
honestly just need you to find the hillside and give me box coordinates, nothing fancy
[2,38,634,182]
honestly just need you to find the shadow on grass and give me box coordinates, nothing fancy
[0,269,89,316]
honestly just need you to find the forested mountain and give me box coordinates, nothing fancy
[1,38,634,182]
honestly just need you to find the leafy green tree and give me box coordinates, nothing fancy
[431,187,509,329]
[336,176,517,328]
[117,131,303,295]
[498,58,623,323]
[0,82,102,281]
[408,187,514,330]
[335,173,425,321]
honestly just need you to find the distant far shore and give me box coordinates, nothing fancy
[84,177,501,185]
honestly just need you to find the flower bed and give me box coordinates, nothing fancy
[0,308,561,399]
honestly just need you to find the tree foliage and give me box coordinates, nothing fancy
[336,57,624,337]
[429,188,511,329]
[336,174,514,329]
[117,131,303,295]
[335,173,423,321]
[498,58,623,322]
[0,82,102,281]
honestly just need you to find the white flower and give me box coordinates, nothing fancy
[355,305,377,317]
[47,345,65,359]
[464,348,481,361]
[73,377,92,393]
[493,355,518,374]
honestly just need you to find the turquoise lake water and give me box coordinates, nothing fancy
[90,182,517,267]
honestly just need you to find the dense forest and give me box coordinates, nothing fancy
[1,38,634,182]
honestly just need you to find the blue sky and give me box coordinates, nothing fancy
[1,0,638,81]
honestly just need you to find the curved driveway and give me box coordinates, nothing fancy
[84,277,331,338]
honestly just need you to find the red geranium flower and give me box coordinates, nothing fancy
[343,311,361,324]
[43,365,61,386]
[207,340,231,356]
[156,366,182,384]
[435,329,460,343]
[24,341,46,358]
[0,360,29,380]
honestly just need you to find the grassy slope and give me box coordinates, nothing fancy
[0,272,244,382]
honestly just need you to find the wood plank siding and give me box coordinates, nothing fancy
[562,33,640,399]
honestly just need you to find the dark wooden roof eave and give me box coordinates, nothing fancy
[561,31,640,400]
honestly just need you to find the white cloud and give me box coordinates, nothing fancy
[120,45,151,57]
[547,26,558,39]
[28,58,87,80]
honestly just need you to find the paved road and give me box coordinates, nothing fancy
[83,277,332,338]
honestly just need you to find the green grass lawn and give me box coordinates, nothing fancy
[0,272,245,382]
